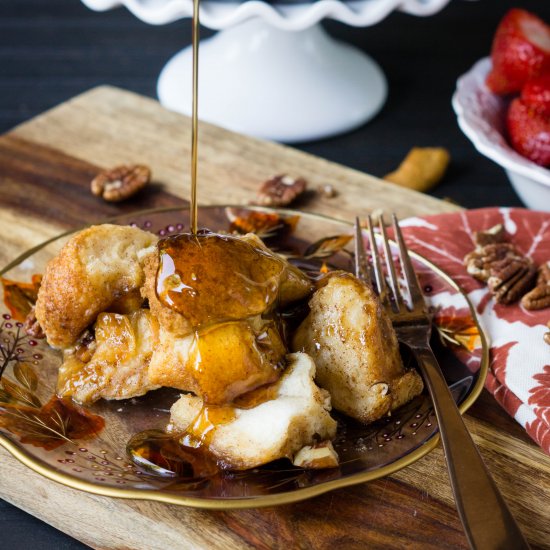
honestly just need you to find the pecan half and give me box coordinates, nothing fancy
[292,440,339,469]
[521,261,550,310]
[536,261,550,285]
[23,306,45,339]
[473,224,506,247]
[488,259,537,304]
[255,175,307,207]
[91,164,151,202]
[522,284,550,310]
[464,242,523,282]
[464,233,538,304]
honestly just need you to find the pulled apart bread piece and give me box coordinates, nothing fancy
[57,309,160,404]
[149,319,285,405]
[168,352,338,470]
[292,273,423,424]
[140,232,312,337]
[139,230,312,407]
[35,224,157,348]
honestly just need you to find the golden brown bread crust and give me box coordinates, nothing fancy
[147,328,197,393]
[292,272,423,423]
[35,224,157,348]
[57,309,160,404]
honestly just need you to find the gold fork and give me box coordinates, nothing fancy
[354,214,529,550]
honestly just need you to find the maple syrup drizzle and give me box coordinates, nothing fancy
[190,0,200,234]
[156,232,284,329]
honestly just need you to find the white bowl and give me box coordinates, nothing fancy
[452,57,550,212]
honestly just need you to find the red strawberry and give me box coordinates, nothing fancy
[521,74,550,116]
[506,97,550,166]
[486,9,550,95]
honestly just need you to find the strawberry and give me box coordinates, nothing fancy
[486,9,550,95]
[506,97,550,166]
[521,74,550,116]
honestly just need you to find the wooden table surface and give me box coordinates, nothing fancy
[0,86,549,550]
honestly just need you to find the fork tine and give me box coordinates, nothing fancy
[391,214,425,310]
[366,215,388,302]
[378,215,403,312]
[353,217,370,282]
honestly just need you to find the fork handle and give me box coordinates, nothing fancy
[411,345,530,550]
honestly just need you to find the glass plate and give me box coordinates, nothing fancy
[0,206,488,509]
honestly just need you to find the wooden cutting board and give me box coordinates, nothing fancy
[0,86,548,550]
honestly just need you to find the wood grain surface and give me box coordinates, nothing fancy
[0,87,548,550]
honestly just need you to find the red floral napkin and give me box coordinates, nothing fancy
[400,208,550,454]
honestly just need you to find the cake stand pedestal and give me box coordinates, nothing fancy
[157,18,386,142]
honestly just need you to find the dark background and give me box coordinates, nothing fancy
[0,0,548,547]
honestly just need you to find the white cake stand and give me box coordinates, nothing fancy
[82,0,450,142]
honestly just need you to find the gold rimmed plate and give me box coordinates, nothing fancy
[0,206,488,509]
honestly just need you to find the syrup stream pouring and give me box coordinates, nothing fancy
[354,215,530,550]
[190,0,200,234]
